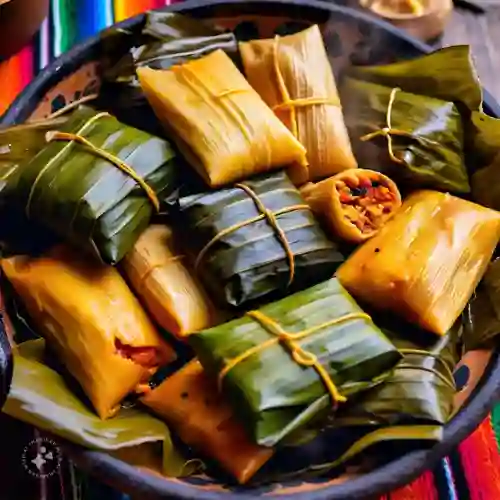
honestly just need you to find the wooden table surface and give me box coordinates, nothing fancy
[442,7,500,101]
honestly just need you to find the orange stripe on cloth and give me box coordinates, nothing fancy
[0,45,33,116]
[459,415,500,500]
[114,0,162,21]
[384,470,438,500]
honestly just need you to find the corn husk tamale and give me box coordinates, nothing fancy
[3,339,190,476]
[190,278,401,447]
[341,78,468,194]
[137,50,308,188]
[337,190,500,336]
[3,106,179,264]
[140,360,274,483]
[122,224,218,338]
[172,171,344,308]
[1,246,177,419]
[463,259,500,352]
[239,25,357,185]
[102,12,240,128]
[300,169,401,243]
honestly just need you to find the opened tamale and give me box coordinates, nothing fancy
[137,50,308,188]
[172,171,344,308]
[101,12,240,125]
[1,246,176,419]
[4,338,189,477]
[190,278,401,447]
[122,224,218,338]
[337,190,500,335]
[239,25,357,185]
[301,169,401,243]
[140,359,274,483]
[341,78,468,194]
[3,106,179,264]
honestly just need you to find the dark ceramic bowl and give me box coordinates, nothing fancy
[2,1,500,499]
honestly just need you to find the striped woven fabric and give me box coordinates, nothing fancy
[1,2,500,499]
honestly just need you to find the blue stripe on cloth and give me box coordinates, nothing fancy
[77,0,114,41]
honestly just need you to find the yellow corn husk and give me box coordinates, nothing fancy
[137,50,307,188]
[140,360,274,484]
[301,169,401,243]
[239,25,357,186]
[337,190,500,335]
[1,245,176,419]
[122,225,217,338]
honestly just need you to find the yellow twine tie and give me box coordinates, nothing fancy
[194,183,309,287]
[136,255,184,296]
[359,87,413,165]
[218,310,374,405]
[271,35,341,130]
[46,131,160,212]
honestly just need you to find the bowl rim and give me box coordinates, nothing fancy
[2,0,500,498]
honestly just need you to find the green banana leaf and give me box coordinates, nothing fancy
[471,151,500,210]
[463,259,500,352]
[190,278,402,447]
[100,12,239,134]
[346,45,500,174]
[341,77,468,194]
[3,106,179,265]
[173,171,345,309]
[0,118,68,189]
[3,339,190,477]
[334,316,462,428]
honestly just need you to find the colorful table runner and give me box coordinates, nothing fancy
[1,2,500,499]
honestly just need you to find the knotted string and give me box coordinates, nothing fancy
[218,310,374,405]
[271,35,341,138]
[26,112,160,217]
[195,183,309,287]
[359,87,439,165]
[398,348,457,390]
[136,255,185,297]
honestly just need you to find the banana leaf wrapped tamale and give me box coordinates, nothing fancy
[140,360,274,484]
[137,50,308,188]
[341,78,468,194]
[102,12,240,122]
[239,25,357,185]
[463,259,500,352]
[190,278,402,447]
[4,339,190,477]
[172,171,344,308]
[300,169,401,243]
[1,246,176,419]
[337,190,500,335]
[122,224,219,338]
[3,106,179,264]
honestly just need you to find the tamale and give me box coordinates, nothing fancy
[122,224,217,338]
[341,78,468,194]
[1,246,176,419]
[101,12,240,123]
[301,169,401,243]
[337,190,500,335]
[190,278,401,447]
[239,25,357,185]
[463,259,500,352]
[172,171,344,308]
[137,50,308,188]
[140,360,274,484]
[4,339,189,477]
[3,106,179,264]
